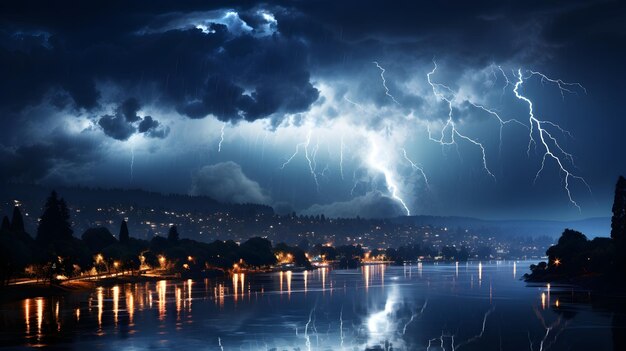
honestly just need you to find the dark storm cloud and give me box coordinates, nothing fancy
[97,99,169,141]
[1,0,618,122]
[98,114,135,141]
[0,130,101,183]
[189,162,270,204]
[0,1,319,126]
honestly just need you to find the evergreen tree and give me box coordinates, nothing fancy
[119,220,130,244]
[10,206,25,233]
[611,176,626,241]
[1,216,9,233]
[36,191,73,246]
[167,225,179,243]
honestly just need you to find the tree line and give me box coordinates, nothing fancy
[525,175,626,286]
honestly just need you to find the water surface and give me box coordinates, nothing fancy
[0,261,622,350]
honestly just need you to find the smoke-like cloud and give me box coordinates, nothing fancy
[302,191,405,219]
[189,161,270,204]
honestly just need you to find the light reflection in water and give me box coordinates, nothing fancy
[97,287,103,330]
[279,271,283,293]
[126,290,134,325]
[24,299,30,335]
[176,286,182,319]
[303,270,308,293]
[513,261,517,279]
[321,267,327,292]
[36,298,43,340]
[112,286,119,325]
[157,280,166,320]
[478,261,483,286]
[233,273,239,303]
[9,261,605,351]
[187,279,193,312]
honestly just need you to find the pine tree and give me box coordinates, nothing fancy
[10,206,25,233]
[611,176,626,241]
[167,225,179,243]
[119,220,130,244]
[36,191,74,246]
[1,216,9,232]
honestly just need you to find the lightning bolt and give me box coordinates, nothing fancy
[339,306,344,349]
[339,135,345,180]
[130,146,135,183]
[466,101,527,156]
[427,61,496,181]
[281,131,320,191]
[344,96,365,110]
[373,61,400,105]
[528,70,587,100]
[401,148,429,188]
[498,65,511,97]
[367,135,411,215]
[305,132,320,191]
[513,69,591,210]
[218,122,225,152]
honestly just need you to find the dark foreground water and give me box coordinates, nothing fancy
[1,261,624,350]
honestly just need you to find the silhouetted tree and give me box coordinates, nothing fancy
[1,216,9,233]
[611,176,626,242]
[119,220,130,244]
[82,227,117,253]
[239,237,275,267]
[36,191,73,246]
[10,206,25,234]
[167,225,179,243]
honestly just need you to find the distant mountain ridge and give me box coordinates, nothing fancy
[0,183,610,239]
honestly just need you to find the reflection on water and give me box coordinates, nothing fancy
[0,261,623,350]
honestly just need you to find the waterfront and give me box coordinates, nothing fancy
[0,262,621,350]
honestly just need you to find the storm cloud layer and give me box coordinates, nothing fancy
[0,1,624,220]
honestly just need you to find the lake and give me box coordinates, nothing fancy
[0,261,623,350]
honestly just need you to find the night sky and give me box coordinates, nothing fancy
[1,1,625,220]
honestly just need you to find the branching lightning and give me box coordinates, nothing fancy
[513,69,591,210]
[401,148,429,188]
[427,61,496,181]
[528,70,587,99]
[373,61,400,105]
[281,131,320,192]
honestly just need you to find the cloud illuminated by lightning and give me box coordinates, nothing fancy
[367,134,411,216]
